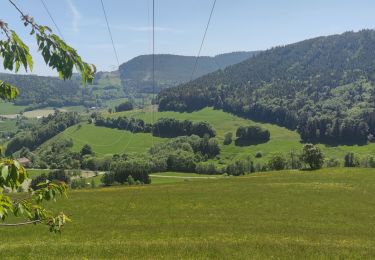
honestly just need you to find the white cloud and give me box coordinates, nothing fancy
[66,0,82,33]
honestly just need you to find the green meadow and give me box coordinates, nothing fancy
[0,102,27,115]
[3,168,375,259]
[53,107,375,163]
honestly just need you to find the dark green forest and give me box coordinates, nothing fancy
[158,30,375,144]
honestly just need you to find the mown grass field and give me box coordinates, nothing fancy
[57,123,166,156]
[3,168,375,259]
[0,102,27,115]
[52,107,375,163]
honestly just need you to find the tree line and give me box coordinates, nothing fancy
[5,111,80,156]
[94,115,216,138]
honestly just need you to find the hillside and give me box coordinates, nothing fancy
[158,30,375,144]
[4,168,375,258]
[117,52,259,92]
[46,108,375,165]
[0,73,100,109]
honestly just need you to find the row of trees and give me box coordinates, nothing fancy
[152,118,216,137]
[235,125,270,145]
[95,115,216,138]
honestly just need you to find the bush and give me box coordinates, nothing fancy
[71,178,88,189]
[268,153,287,170]
[226,159,254,176]
[300,144,324,170]
[287,150,302,169]
[115,101,133,112]
[196,162,221,175]
[326,158,340,167]
[223,132,233,145]
[167,150,196,172]
[255,151,263,158]
[30,170,70,190]
[110,159,152,184]
[101,172,115,186]
[360,156,375,168]
[344,152,359,167]
[81,144,93,156]
[127,175,136,185]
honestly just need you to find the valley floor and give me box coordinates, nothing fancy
[2,168,375,259]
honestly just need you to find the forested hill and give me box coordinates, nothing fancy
[118,52,259,92]
[0,73,87,107]
[158,30,375,144]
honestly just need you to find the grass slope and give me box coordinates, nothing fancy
[48,107,375,162]
[3,168,375,258]
[56,123,165,155]
[0,102,27,115]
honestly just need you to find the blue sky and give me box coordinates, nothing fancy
[1,0,375,75]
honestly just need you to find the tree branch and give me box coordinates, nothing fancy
[8,0,26,17]
[0,220,41,226]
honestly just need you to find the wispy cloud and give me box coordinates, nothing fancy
[66,0,82,33]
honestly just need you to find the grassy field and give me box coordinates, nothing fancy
[3,168,375,259]
[0,102,27,115]
[52,107,375,164]
[55,123,166,156]
[0,119,17,132]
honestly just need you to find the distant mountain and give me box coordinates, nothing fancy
[158,30,375,144]
[116,52,260,92]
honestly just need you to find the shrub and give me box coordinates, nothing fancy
[166,150,196,172]
[111,159,152,184]
[344,152,359,167]
[255,151,263,158]
[226,159,254,176]
[71,178,88,189]
[326,158,340,168]
[223,132,233,145]
[115,101,133,112]
[101,172,115,186]
[268,153,287,170]
[300,144,324,170]
[361,156,375,168]
[127,175,136,185]
[196,162,220,175]
[81,144,93,156]
[30,170,70,190]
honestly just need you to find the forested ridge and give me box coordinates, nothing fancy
[118,52,259,92]
[0,73,99,108]
[158,30,375,144]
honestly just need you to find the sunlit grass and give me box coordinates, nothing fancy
[3,168,375,258]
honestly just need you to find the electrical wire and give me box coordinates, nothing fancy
[40,0,65,41]
[190,0,217,80]
[100,0,120,67]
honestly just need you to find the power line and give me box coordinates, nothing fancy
[100,0,120,67]
[40,0,65,41]
[190,0,217,80]
[152,0,156,146]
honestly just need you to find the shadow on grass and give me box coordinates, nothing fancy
[235,138,270,147]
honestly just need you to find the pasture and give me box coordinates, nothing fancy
[53,107,375,164]
[2,168,375,259]
[0,102,27,115]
